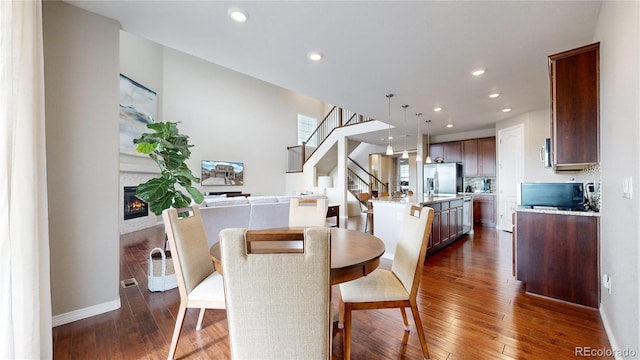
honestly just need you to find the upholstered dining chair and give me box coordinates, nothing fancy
[356,192,373,234]
[338,204,435,360]
[288,197,328,227]
[162,205,226,360]
[219,227,332,359]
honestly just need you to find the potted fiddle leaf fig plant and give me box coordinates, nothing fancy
[133,121,204,215]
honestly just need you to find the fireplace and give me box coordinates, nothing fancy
[124,186,149,220]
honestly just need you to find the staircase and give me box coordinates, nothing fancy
[286,105,391,213]
[347,157,388,206]
[287,106,373,173]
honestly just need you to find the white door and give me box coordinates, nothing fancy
[497,124,524,231]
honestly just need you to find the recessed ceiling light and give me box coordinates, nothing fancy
[489,93,500,98]
[446,124,454,128]
[502,108,512,112]
[308,52,323,61]
[471,69,485,76]
[433,107,442,112]
[228,8,248,23]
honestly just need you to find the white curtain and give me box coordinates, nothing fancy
[0,0,53,358]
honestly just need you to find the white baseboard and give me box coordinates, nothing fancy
[599,307,622,360]
[52,298,121,327]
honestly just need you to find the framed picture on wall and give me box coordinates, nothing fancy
[201,160,244,186]
[119,74,157,156]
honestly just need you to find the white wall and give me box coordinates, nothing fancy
[43,1,121,319]
[161,47,326,196]
[431,127,496,144]
[593,1,640,354]
[119,31,164,234]
[497,109,577,183]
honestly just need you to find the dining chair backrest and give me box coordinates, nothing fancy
[289,197,328,227]
[391,204,434,299]
[220,227,332,359]
[163,206,213,297]
[356,192,372,212]
[163,205,226,359]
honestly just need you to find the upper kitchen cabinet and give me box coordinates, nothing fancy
[443,141,462,163]
[478,137,496,176]
[549,43,599,170]
[430,141,462,163]
[462,140,478,177]
[462,137,496,177]
[429,143,444,162]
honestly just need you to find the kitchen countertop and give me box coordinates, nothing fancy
[369,194,470,206]
[459,192,496,195]
[369,195,416,204]
[517,206,600,217]
[422,194,469,205]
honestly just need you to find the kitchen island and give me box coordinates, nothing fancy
[370,194,472,259]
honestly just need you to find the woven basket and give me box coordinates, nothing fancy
[148,247,178,292]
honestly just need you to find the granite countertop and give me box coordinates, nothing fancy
[370,194,471,205]
[458,191,496,196]
[516,206,601,217]
[421,194,469,205]
[369,196,415,204]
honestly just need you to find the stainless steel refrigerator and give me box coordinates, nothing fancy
[424,163,463,195]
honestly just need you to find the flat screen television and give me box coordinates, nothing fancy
[201,160,244,186]
[520,182,584,210]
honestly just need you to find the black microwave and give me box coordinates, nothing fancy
[520,182,585,210]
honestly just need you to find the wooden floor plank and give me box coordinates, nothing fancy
[52,216,612,359]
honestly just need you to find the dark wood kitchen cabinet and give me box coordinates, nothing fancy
[516,211,599,308]
[428,143,443,162]
[477,137,496,176]
[443,141,462,163]
[430,141,462,163]
[462,140,478,177]
[472,194,495,227]
[462,137,496,177]
[549,42,599,170]
[425,198,467,256]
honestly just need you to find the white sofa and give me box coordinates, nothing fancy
[199,194,328,247]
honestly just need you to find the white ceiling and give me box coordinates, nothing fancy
[66,0,601,147]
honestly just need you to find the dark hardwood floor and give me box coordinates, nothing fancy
[53,217,612,359]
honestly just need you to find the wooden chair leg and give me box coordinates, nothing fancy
[400,307,410,331]
[343,304,353,360]
[196,308,206,330]
[168,303,187,360]
[410,301,430,360]
[338,297,345,329]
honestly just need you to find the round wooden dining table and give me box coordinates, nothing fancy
[209,227,386,285]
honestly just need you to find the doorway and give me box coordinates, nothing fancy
[497,124,524,231]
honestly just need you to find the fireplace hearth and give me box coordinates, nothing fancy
[124,186,149,220]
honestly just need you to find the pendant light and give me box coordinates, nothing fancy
[385,94,394,155]
[401,104,409,159]
[425,119,432,163]
[415,112,423,162]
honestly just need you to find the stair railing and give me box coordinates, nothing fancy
[287,106,374,172]
[347,157,388,195]
[347,168,370,198]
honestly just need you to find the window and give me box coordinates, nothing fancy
[399,158,409,191]
[297,114,317,147]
